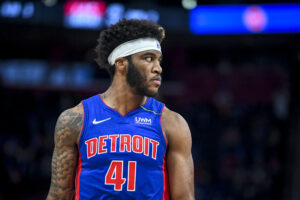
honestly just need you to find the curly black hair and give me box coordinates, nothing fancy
[95,18,165,77]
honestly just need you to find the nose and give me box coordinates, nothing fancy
[153,60,162,75]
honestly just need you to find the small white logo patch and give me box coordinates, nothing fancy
[135,117,152,125]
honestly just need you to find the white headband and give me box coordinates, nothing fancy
[108,38,161,65]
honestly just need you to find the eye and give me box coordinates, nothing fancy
[145,57,153,62]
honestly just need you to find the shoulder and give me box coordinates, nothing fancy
[161,106,191,147]
[161,107,188,129]
[54,103,84,146]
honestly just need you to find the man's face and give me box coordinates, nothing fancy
[126,50,162,97]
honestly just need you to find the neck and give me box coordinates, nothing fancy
[101,77,147,116]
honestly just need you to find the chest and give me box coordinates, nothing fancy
[79,113,165,166]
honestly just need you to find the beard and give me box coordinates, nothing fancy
[126,58,158,97]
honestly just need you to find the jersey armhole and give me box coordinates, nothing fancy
[160,104,168,147]
[78,101,89,146]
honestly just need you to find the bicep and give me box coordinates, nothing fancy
[48,144,77,199]
[165,112,194,200]
[167,150,194,200]
[48,145,78,199]
[47,106,82,200]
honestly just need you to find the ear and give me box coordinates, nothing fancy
[115,57,128,74]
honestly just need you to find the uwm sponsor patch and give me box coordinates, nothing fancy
[85,134,159,160]
[135,117,152,125]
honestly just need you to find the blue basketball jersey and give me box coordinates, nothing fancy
[75,94,169,200]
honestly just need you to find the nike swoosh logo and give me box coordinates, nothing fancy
[93,117,111,125]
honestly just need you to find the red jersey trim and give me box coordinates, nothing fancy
[77,102,85,144]
[75,150,82,200]
[75,103,85,200]
[162,151,170,200]
[160,104,167,146]
[161,104,169,199]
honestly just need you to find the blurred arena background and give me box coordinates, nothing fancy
[1,0,300,199]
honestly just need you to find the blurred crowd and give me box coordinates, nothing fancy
[0,55,289,200]
[178,56,289,200]
[185,98,286,200]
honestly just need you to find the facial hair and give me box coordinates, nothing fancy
[126,58,158,97]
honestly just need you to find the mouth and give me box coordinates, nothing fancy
[151,76,162,87]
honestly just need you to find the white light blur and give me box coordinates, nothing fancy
[182,0,197,10]
[42,0,57,7]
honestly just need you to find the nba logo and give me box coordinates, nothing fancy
[156,42,160,49]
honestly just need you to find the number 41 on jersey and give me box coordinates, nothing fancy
[105,160,137,191]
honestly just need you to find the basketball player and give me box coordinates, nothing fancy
[47,19,194,200]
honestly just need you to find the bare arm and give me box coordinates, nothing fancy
[162,107,194,200]
[47,104,83,200]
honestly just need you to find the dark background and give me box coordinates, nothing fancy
[1,0,300,199]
